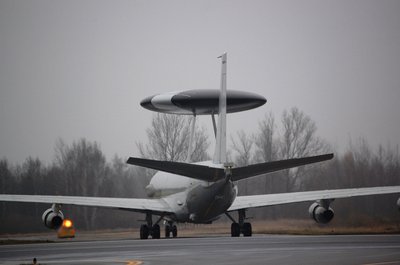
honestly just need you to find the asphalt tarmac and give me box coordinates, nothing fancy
[1,234,400,265]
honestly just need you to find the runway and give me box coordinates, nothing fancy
[1,234,400,265]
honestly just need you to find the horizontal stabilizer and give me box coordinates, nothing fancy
[231,153,334,181]
[126,157,225,182]
[127,154,333,182]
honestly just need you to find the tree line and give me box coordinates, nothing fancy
[0,139,151,233]
[1,108,399,233]
[230,108,400,224]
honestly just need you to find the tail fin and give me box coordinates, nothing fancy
[213,52,228,164]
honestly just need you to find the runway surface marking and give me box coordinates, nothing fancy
[126,261,142,265]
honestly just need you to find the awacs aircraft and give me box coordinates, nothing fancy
[1,53,400,239]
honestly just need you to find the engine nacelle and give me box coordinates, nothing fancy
[308,202,334,224]
[42,208,64,229]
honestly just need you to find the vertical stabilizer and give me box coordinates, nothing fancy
[213,53,227,164]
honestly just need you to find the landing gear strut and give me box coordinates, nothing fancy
[226,209,252,237]
[139,212,162,239]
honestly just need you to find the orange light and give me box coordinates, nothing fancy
[63,219,73,228]
[57,219,75,238]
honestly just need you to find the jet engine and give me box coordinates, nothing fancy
[42,208,64,229]
[308,202,334,224]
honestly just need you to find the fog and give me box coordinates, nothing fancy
[1,0,400,163]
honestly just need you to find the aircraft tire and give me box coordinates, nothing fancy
[165,225,171,238]
[152,224,160,239]
[172,225,178,238]
[242,222,252,237]
[140,224,149,239]
[231,223,240,237]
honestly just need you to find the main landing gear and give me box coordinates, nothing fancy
[139,212,177,239]
[226,209,252,237]
[140,223,160,239]
[165,221,177,238]
[140,212,161,239]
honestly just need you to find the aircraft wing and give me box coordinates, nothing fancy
[228,186,400,211]
[0,194,173,215]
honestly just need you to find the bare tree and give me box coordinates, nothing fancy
[231,130,254,195]
[280,107,327,159]
[137,113,210,162]
[231,130,254,167]
[55,138,107,229]
[254,112,277,163]
[253,112,279,196]
[279,107,330,191]
[0,159,14,219]
[190,127,210,162]
[20,157,43,217]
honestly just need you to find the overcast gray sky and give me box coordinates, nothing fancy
[1,0,399,163]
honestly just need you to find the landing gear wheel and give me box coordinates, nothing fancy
[165,223,177,238]
[242,222,252,237]
[140,224,149,239]
[152,224,160,239]
[172,225,178,238]
[165,225,171,238]
[231,223,240,237]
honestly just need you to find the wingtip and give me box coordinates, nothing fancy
[126,157,137,165]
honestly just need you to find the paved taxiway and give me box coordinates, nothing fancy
[1,234,400,265]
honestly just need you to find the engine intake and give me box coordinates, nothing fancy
[42,208,64,229]
[308,202,334,224]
